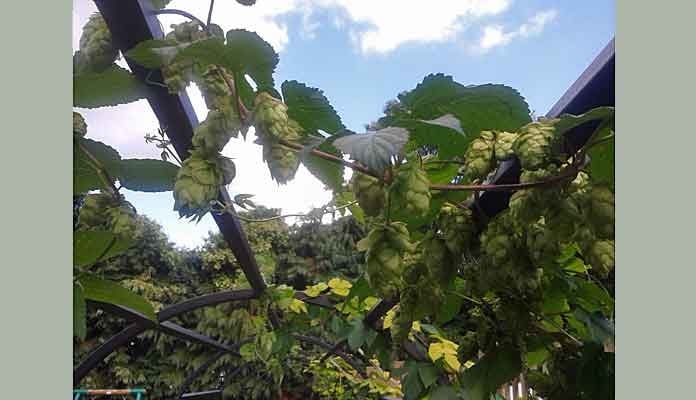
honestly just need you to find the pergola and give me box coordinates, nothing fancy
[74,1,615,398]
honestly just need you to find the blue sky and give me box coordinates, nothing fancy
[73,0,615,248]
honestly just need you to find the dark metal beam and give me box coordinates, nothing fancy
[94,0,267,294]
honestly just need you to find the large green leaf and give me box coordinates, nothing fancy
[118,159,179,192]
[399,74,531,139]
[281,80,345,136]
[346,319,367,350]
[460,344,522,400]
[402,119,470,160]
[171,31,279,91]
[74,65,147,108]
[74,230,135,267]
[73,282,86,340]
[79,138,123,177]
[553,106,615,136]
[418,363,440,389]
[429,385,458,400]
[79,274,156,321]
[333,127,409,173]
[74,146,102,194]
[588,135,614,188]
[301,140,344,193]
[401,362,425,400]
[126,38,187,68]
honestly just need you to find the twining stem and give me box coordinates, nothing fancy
[217,200,358,223]
[78,141,120,197]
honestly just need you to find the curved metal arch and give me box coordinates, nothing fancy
[74,289,364,384]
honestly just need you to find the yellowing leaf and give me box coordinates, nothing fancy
[383,307,397,329]
[304,282,328,297]
[289,298,308,314]
[328,277,352,297]
[412,321,422,332]
[428,340,459,362]
[362,296,380,310]
[443,354,461,373]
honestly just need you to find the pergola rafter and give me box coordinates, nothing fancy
[74,0,615,397]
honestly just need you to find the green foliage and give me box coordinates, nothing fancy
[118,159,179,192]
[73,65,147,108]
[74,11,615,399]
[79,273,157,320]
[281,80,345,136]
[333,127,410,173]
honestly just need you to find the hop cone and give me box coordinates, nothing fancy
[587,239,615,278]
[419,234,455,286]
[76,13,118,73]
[73,112,87,139]
[351,172,385,217]
[173,151,225,218]
[192,105,241,154]
[494,131,519,161]
[262,142,300,184]
[512,119,560,170]
[480,213,527,274]
[106,204,142,237]
[162,60,194,94]
[166,21,206,43]
[390,162,431,217]
[78,193,116,228]
[196,65,235,110]
[460,130,496,181]
[526,218,560,265]
[437,204,475,255]
[253,92,291,139]
[590,186,615,238]
[357,221,413,298]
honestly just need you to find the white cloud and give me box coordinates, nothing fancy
[475,9,558,53]
[315,0,511,54]
[75,0,519,55]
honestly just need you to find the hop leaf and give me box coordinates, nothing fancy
[328,278,352,297]
[303,282,328,298]
[333,127,409,173]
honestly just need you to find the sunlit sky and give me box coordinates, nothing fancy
[73,0,615,248]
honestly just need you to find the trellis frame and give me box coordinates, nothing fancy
[74,1,615,397]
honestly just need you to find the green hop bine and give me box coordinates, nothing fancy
[73,112,87,139]
[165,21,206,43]
[106,204,142,237]
[78,193,117,229]
[587,239,615,278]
[357,221,413,298]
[192,105,242,155]
[589,186,615,239]
[389,162,431,218]
[173,151,227,218]
[460,130,496,181]
[195,65,236,110]
[76,12,118,74]
[262,141,300,184]
[253,92,291,139]
[512,118,560,170]
[350,172,385,217]
[494,131,519,161]
[437,203,475,255]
